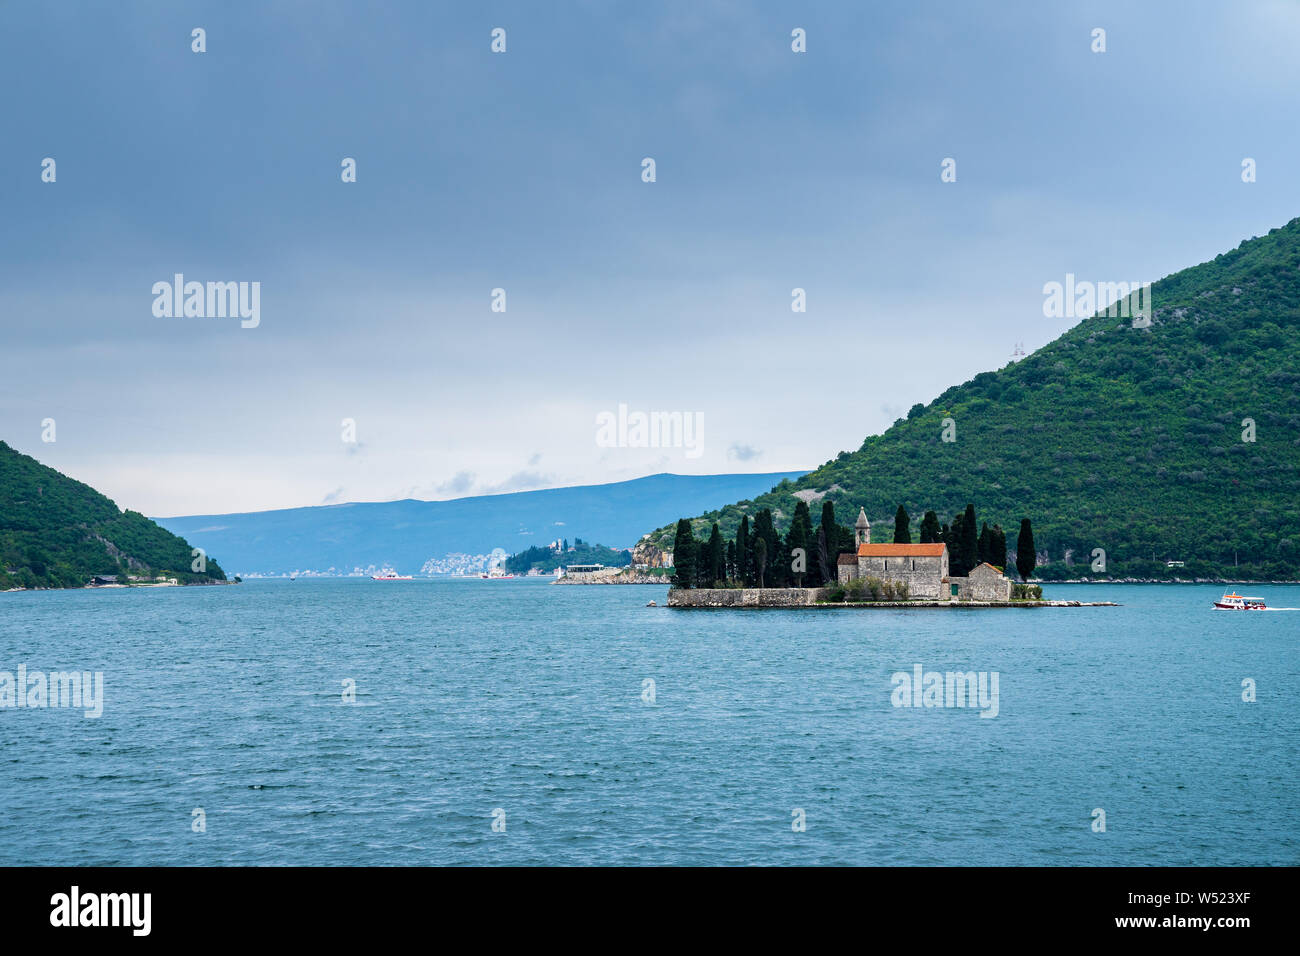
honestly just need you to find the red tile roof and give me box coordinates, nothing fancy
[836,553,857,565]
[857,543,947,557]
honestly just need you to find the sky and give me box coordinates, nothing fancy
[3,0,1300,517]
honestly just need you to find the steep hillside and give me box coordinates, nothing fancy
[650,218,1300,580]
[157,471,805,576]
[0,441,227,589]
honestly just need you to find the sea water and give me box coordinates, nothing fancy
[1,579,1295,865]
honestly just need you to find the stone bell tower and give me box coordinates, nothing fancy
[855,507,870,546]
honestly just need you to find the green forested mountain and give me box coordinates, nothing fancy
[0,441,227,589]
[650,218,1300,580]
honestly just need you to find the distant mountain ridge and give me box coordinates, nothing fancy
[156,472,806,575]
[649,217,1300,580]
[0,441,227,589]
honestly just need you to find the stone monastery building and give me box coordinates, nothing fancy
[836,508,1012,601]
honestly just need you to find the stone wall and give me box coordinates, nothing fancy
[667,587,1109,609]
[668,587,832,607]
[960,577,1011,602]
[840,555,947,599]
[953,566,1013,602]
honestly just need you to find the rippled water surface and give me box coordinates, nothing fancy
[1,579,1296,865]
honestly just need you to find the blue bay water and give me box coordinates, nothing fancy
[1,579,1296,866]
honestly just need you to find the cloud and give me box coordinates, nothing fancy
[528,452,542,466]
[485,470,555,494]
[727,442,762,462]
[435,471,476,496]
[321,487,346,504]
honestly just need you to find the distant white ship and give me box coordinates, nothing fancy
[371,571,413,581]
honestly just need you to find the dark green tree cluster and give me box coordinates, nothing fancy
[671,501,860,589]
[504,540,632,575]
[934,503,1012,577]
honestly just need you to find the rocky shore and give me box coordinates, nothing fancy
[554,567,669,585]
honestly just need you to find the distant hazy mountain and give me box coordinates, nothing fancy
[156,472,805,575]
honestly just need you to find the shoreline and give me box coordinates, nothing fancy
[1035,578,1299,585]
[562,574,1299,587]
[669,594,1117,609]
[667,586,1120,609]
[2,580,236,593]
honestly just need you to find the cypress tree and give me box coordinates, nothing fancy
[893,505,911,544]
[815,526,832,586]
[726,540,737,582]
[822,500,858,562]
[775,535,792,587]
[959,504,979,576]
[991,524,1007,570]
[1016,519,1036,582]
[977,522,992,566]
[737,516,752,586]
[787,501,811,587]
[672,519,696,589]
[919,510,942,544]
[820,501,837,550]
[753,509,782,586]
[707,523,724,586]
[754,537,768,588]
[696,548,712,589]
[944,517,962,574]
[841,524,858,556]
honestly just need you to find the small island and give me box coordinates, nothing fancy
[665,501,1116,609]
[501,537,674,584]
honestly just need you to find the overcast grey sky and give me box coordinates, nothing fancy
[3,1,1299,515]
